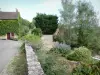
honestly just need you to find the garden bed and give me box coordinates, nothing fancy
[34,43,77,75]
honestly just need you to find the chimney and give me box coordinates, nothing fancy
[16,8,18,12]
[0,8,2,12]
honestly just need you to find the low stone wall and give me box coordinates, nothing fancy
[25,44,44,75]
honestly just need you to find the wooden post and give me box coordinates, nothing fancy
[7,33,10,40]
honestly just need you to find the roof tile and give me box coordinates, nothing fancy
[0,11,18,20]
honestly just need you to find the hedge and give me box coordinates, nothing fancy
[34,13,58,34]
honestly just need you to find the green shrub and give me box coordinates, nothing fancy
[66,47,100,75]
[42,54,69,75]
[10,38,18,41]
[20,42,25,53]
[31,28,42,37]
[72,61,100,75]
[53,34,64,43]
[36,49,69,75]
[53,34,57,41]
[53,25,78,47]
[22,34,40,43]
[19,26,29,37]
[50,46,71,57]
[22,34,41,50]
[18,18,31,37]
[67,47,92,63]
[87,36,100,55]
[50,43,71,56]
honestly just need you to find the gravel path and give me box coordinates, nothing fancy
[0,40,20,74]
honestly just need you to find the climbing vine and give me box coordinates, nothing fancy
[0,20,19,35]
[0,13,20,35]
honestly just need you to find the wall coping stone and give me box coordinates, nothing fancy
[25,43,44,75]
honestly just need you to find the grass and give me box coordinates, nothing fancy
[7,43,28,75]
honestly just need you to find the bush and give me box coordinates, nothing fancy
[31,28,42,37]
[36,49,69,75]
[67,47,92,63]
[22,34,41,50]
[54,42,71,50]
[44,55,68,75]
[53,34,64,43]
[53,34,57,41]
[72,61,100,75]
[50,43,71,56]
[10,38,18,41]
[34,13,58,34]
[53,25,78,47]
[87,36,100,55]
[22,34,40,43]
[19,26,29,37]
[20,42,25,53]
[66,47,100,75]
[53,26,65,43]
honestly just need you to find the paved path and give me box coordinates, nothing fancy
[0,40,20,73]
[41,35,54,50]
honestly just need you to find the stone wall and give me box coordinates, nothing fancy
[25,44,44,75]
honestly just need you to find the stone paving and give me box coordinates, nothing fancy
[41,35,54,50]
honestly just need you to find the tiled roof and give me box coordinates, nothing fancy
[0,10,18,20]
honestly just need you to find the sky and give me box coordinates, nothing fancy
[0,0,100,22]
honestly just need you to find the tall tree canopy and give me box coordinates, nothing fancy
[76,1,99,47]
[19,18,31,37]
[59,0,75,45]
[55,0,100,53]
[60,0,75,25]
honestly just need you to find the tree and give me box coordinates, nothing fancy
[30,19,35,29]
[54,0,100,53]
[59,0,75,45]
[76,1,99,47]
[34,13,58,34]
[19,18,30,37]
[60,0,75,25]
